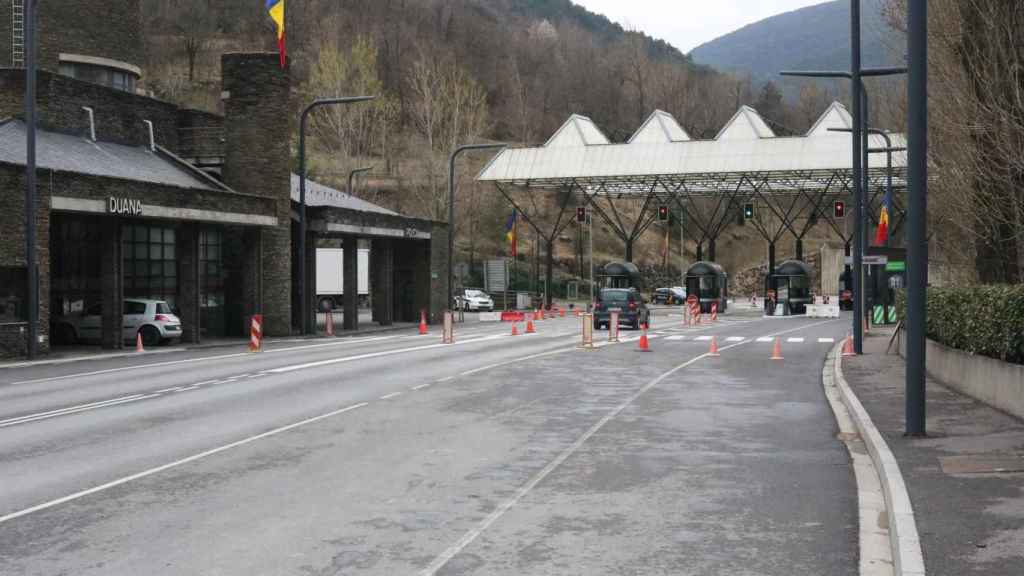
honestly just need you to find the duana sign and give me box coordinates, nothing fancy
[108,197,143,216]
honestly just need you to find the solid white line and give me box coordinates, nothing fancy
[412,383,431,390]
[757,337,774,343]
[0,393,149,427]
[10,336,397,385]
[380,392,402,400]
[726,336,745,342]
[0,394,162,429]
[788,337,805,343]
[0,402,369,525]
[418,350,713,576]
[267,334,505,375]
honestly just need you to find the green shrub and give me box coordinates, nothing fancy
[897,286,1024,364]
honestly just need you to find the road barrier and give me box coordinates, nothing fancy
[710,302,719,322]
[526,319,536,334]
[249,314,263,353]
[500,311,526,322]
[580,313,595,349]
[511,323,519,336]
[842,334,856,357]
[478,312,502,322]
[637,324,651,352]
[419,310,429,335]
[806,304,841,318]
[771,337,784,361]
[708,336,720,357]
[135,332,145,353]
[325,310,334,336]
[609,311,620,343]
[442,311,454,344]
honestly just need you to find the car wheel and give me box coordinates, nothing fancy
[140,325,161,347]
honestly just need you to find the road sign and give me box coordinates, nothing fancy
[863,255,889,266]
[886,261,906,272]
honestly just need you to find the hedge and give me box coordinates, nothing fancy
[897,285,1024,365]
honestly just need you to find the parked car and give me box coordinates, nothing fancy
[455,289,494,312]
[52,298,182,347]
[593,288,650,330]
[652,287,686,305]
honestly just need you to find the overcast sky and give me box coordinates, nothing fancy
[572,0,832,53]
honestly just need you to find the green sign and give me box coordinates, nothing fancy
[886,261,906,272]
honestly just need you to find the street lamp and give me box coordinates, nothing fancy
[23,0,38,359]
[297,96,376,335]
[446,143,506,315]
[906,0,928,437]
[347,166,373,196]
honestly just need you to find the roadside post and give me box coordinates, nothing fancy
[687,294,698,326]
[580,313,595,349]
[609,310,620,342]
[442,311,454,344]
[249,315,263,353]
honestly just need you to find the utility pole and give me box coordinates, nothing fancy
[905,0,928,436]
[24,0,37,359]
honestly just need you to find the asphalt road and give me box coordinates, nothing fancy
[0,308,857,575]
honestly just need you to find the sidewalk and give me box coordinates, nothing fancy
[842,328,1024,575]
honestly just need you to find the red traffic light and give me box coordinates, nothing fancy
[658,205,669,221]
[576,206,587,223]
[834,200,846,219]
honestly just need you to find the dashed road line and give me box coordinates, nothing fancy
[726,336,745,342]
[412,383,432,390]
[818,337,835,344]
[756,337,775,343]
[380,392,402,400]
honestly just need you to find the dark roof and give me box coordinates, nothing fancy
[686,261,727,276]
[0,120,218,190]
[775,259,812,276]
[600,262,641,277]
[290,174,398,216]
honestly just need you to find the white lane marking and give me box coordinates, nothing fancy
[420,349,716,576]
[267,334,505,375]
[419,317,843,575]
[457,345,579,378]
[818,338,835,344]
[0,402,369,525]
[380,392,402,400]
[666,335,685,341]
[10,336,398,385]
[787,338,805,343]
[412,383,431,390]
[0,394,162,428]
[726,336,745,342]
[695,336,713,342]
[174,386,200,392]
[757,337,774,343]
[0,393,149,427]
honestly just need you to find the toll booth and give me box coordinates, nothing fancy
[768,260,812,315]
[865,248,906,326]
[600,262,643,291]
[685,261,729,313]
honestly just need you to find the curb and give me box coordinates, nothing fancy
[833,346,926,576]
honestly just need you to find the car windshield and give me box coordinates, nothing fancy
[156,302,172,315]
[601,291,630,303]
[465,290,486,298]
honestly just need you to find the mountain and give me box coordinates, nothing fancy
[690,0,901,93]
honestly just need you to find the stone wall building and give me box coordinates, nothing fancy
[0,4,447,359]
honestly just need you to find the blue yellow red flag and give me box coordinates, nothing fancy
[874,186,892,246]
[266,0,286,68]
[505,211,517,257]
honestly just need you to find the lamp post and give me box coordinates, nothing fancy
[24,0,38,359]
[297,96,375,335]
[446,143,506,315]
[906,0,928,436]
[829,127,905,248]
[347,166,373,196]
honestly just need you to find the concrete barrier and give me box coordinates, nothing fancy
[899,332,1024,421]
[806,304,840,318]
[478,312,502,322]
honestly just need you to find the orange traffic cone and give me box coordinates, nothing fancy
[135,332,145,353]
[842,334,856,357]
[638,324,651,352]
[771,337,784,361]
[419,310,428,335]
[526,320,536,334]
[560,309,566,318]
[708,336,721,357]
[511,323,520,336]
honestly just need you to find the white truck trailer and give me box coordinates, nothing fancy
[315,248,370,311]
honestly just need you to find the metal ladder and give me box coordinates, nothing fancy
[12,1,24,68]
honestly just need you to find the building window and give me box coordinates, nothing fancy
[59,61,137,93]
[0,267,27,323]
[123,224,177,307]
[200,228,223,309]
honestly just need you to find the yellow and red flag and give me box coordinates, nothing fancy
[266,0,285,68]
[874,187,892,246]
[505,211,517,257]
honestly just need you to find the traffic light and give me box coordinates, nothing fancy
[743,203,755,220]
[576,206,587,223]
[657,205,669,222]
[834,200,846,219]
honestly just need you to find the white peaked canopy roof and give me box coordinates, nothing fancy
[544,114,610,148]
[628,110,690,144]
[715,105,776,140]
[478,101,906,194]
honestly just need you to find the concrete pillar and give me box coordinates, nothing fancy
[429,226,449,323]
[178,223,201,344]
[414,240,430,324]
[240,227,262,335]
[100,219,123,349]
[343,236,358,330]
[374,239,394,326]
[221,53,292,337]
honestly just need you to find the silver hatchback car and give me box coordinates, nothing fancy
[53,298,183,347]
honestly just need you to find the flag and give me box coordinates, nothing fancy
[505,211,517,257]
[266,0,286,68]
[874,186,892,246]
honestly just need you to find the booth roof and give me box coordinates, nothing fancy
[687,261,727,276]
[775,260,812,276]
